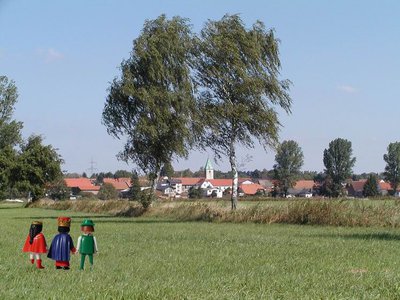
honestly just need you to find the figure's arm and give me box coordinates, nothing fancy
[76,236,81,252]
[71,235,77,254]
[43,235,47,251]
[93,236,98,253]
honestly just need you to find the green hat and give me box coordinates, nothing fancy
[81,219,95,227]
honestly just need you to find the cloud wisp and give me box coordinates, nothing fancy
[337,85,358,94]
[36,48,64,63]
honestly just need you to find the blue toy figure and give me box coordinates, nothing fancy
[47,217,76,270]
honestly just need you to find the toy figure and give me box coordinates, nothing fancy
[22,221,47,269]
[77,219,98,270]
[47,217,76,270]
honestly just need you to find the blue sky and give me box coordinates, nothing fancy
[1,0,399,175]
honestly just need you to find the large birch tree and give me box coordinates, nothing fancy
[194,15,292,209]
[102,15,195,205]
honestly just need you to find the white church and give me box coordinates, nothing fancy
[163,158,256,198]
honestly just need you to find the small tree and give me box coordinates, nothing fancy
[273,140,304,197]
[97,183,118,200]
[12,135,63,201]
[363,174,379,197]
[129,171,142,201]
[0,146,17,199]
[188,186,203,199]
[383,142,400,194]
[323,138,356,197]
[255,189,265,196]
[114,170,133,178]
[0,76,23,150]
[223,187,232,195]
[47,179,70,200]
[160,161,174,179]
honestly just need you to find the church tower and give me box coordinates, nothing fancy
[205,158,214,180]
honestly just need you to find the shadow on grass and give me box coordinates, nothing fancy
[315,232,400,241]
[13,215,117,220]
[93,218,191,224]
[12,216,188,224]
[0,206,21,209]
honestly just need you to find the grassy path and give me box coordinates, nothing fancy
[2,203,400,299]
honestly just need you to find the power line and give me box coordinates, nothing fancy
[87,157,98,174]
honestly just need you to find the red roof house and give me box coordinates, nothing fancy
[239,183,266,195]
[64,178,100,195]
[103,178,132,191]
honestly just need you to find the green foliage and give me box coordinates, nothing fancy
[300,170,319,180]
[103,15,196,200]
[12,135,63,201]
[255,189,265,196]
[323,138,356,197]
[97,183,118,200]
[92,172,113,184]
[0,146,17,199]
[47,179,70,200]
[175,168,194,178]
[129,171,142,201]
[0,77,64,201]
[64,172,81,178]
[192,167,205,178]
[223,187,232,195]
[195,14,292,209]
[0,76,23,150]
[273,140,304,196]
[383,142,400,192]
[114,169,132,178]
[363,174,379,197]
[160,161,174,178]
[137,189,153,209]
[188,186,203,199]
[79,191,97,199]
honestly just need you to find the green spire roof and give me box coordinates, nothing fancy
[205,158,213,170]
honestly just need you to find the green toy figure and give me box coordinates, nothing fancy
[76,219,98,270]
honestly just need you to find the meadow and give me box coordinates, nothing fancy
[2,201,400,299]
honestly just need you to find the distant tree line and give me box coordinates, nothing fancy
[101,14,399,206]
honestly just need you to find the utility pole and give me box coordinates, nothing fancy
[87,157,98,176]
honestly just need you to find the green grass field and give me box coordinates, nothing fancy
[2,202,400,299]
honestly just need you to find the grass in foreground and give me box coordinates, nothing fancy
[2,203,400,299]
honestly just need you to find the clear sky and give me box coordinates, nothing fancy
[1,0,399,175]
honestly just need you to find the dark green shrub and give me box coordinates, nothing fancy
[47,179,70,200]
[188,187,203,199]
[98,183,118,200]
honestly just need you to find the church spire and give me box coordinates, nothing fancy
[205,158,214,180]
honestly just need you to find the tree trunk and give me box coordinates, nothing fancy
[229,146,238,210]
[151,168,162,196]
[148,165,162,207]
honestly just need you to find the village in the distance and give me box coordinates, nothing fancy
[64,157,393,200]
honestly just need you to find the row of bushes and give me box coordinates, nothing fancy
[29,198,400,227]
[28,199,145,217]
[146,200,400,227]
